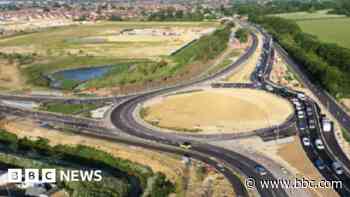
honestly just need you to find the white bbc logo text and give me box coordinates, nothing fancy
[7,168,101,183]
[8,169,56,183]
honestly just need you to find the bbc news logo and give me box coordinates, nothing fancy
[8,169,102,183]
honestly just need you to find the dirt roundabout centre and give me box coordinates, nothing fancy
[140,88,295,134]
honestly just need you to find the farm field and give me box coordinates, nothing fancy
[274,10,350,49]
[0,21,217,58]
[0,21,220,91]
[141,88,294,133]
[297,18,350,49]
[272,10,345,21]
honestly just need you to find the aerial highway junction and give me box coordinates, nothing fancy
[2,23,350,197]
[0,30,294,197]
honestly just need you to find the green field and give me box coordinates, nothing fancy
[40,103,99,115]
[273,10,350,49]
[273,10,346,21]
[297,18,350,49]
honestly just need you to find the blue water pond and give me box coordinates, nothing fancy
[49,65,113,89]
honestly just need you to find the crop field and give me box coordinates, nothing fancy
[272,10,345,21]
[297,18,350,49]
[142,89,294,133]
[273,10,350,49]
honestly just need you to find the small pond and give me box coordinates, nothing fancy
[48,65,113,89]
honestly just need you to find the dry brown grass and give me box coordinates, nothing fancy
[225,34,262,83]
[270,53,303,90]
[142,88,294,133]
[0,23,213,59]
[0,61,26,90]
[341,99,350,113]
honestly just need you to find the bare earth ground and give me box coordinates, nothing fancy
[340,99,350,114]
[0,60,26,90]
[277,137,339,197]
[271,51,350,168]
[237,136,338,197]
[270,54,303,90]
[0,118,235,197]
[142,88,293,133]
[225,33,263,83]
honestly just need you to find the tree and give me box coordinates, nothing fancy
[235,28,249,43]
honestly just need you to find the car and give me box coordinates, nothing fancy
[306,107,313,115]
[307,110,313,117]
[332,162,344,175]
[296,106,303,111]
[297,111,305,119]
[306,107,313,113]
[255,165,268,176]
[265,85,274,92]
[217,163,225,171]
[322,118,332,132]
[297,93,306,101]
[309,119,316,129]
[180,142,192,149]
[299,120,307,131]
[315,159,326,170]
[315,139,325,150]
[294,102,303,110]
[309,124,316,130]
[302,137,311,146]
[291,98,299,103]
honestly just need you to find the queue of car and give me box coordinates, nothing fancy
[291,95,346,181]
[256,30,350,194]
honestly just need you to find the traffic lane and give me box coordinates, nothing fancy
[112,94,287,197]
[110,32,290,197]
[275,44,350,131]
[300,128,350,195]
[194,144,288,197]
[298,102,350,195]
[275,43,350,172]
[70,128,249,197]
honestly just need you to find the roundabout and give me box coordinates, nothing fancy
[140,88,294,134]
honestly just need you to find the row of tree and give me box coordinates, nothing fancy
[0,129,175,196]
[250,16,350,97]
[147,8,215,21]
[329,0,350,16]
[173,24,232,67]
[0,52,35,65]
[231,0,336,17]
[235,28,249,43]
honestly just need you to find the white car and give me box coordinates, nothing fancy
[298,111,305,119]
[291,98,299,103]
[315,139,325,150]
[332,161,344,175]
[297,93,306,100]
[302,137,311,146]
[296,106,303,111]
[265,85,274,92]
